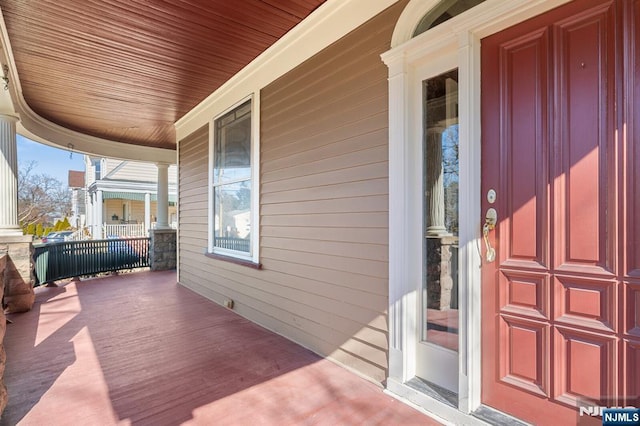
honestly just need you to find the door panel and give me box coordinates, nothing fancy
[554,3,616,275]
[481,0,634,424]
[554,276,616,333]
[623,340,640,406]
[499,271,549,320]
[622,0,640,410]
[553,327,617,406]
[628,282,640,336]
[630,0,640,278]
[501,29,549,269]
[499,315,549,397]
[623,0,640,409]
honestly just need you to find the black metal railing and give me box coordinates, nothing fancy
[33,237,150,286]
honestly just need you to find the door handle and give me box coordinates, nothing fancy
[483,208,497,263]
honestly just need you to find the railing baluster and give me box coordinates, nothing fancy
[214,237,249,252]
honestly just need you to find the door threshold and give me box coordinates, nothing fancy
[387,378,532,426]
[472,405,532,426]
[406,377,458,408]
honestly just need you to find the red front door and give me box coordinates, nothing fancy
[481,0,639,424]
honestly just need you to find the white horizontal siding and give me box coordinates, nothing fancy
[103,158,177,184]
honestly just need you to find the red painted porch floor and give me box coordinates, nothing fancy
[1,271,441,425]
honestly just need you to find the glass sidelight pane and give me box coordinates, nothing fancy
[422,69,459,352]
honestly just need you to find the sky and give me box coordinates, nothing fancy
[17,135,86,184]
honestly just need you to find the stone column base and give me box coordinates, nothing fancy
[426,236,458,311]
[150,229,176,271]
[0,235,35,313]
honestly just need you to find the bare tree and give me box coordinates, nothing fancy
[18,161,72,226]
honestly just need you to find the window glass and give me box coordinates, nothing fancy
[214,181,251,253]
[213,100,252,255]
[92,159,102,180]
[413,0,485,37]
[213,104,251,185]
[422,69,459,352]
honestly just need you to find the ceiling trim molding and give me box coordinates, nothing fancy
[174,0,400,141]
[0,7,176,163]
[14,112,176,163]
[89,179,177,193]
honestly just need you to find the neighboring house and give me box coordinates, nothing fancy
[84,156,177,238]
[175,1,638,425]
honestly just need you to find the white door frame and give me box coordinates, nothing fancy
[382,0,572,422]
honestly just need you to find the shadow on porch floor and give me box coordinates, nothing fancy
[1,270,440,425]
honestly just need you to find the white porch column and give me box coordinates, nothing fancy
[425,127,449,237]
[87,192,94,236]
[95,190,103,238]
[0,114,21,236]
[144,192,151,234]
[155,163,170,230]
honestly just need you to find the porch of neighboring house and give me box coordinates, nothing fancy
[99,196,178,239]
[0,270,440,425]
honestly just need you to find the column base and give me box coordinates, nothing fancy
[0,226,23,237]
[425,227,452,238]
[0,235,35,314]
[149,229,176,271]
[426,236,458,311]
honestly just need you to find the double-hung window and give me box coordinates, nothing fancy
[211,98,255,261]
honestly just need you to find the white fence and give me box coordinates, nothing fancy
[103,223,146,238]
[68,229,90,241]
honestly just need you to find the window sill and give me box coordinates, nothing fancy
[204,251,262,270]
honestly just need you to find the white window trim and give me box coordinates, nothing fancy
[207,92,260,264]
[382,0,572,423]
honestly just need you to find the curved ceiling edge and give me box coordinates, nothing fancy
[0,7,175,163]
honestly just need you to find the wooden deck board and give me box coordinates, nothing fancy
[0,271,440,425]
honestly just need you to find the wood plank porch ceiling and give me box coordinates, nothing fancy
[0,0,325,149]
